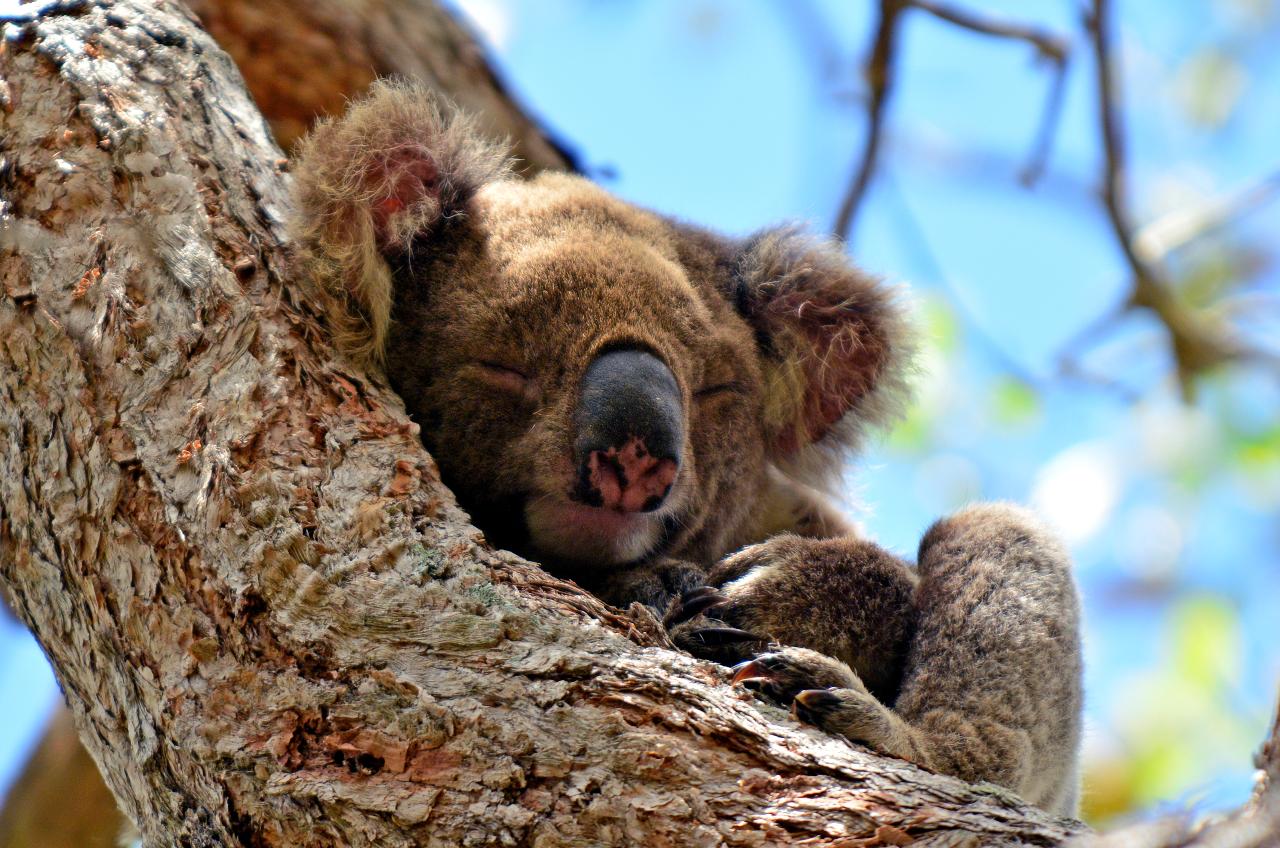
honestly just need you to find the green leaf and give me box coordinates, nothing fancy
[992,377,1040,427]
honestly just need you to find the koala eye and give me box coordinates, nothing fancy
[694,381,746,401]
[476,361,532,395]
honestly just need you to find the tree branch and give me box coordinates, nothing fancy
[834,0,1072,240]
[833,0,905,242]
[1083,0,1280,396]
[906,0,1069,187]
[184,0,578,170]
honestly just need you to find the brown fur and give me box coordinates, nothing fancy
[291,81,1083,815]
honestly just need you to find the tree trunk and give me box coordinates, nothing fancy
[0,1,1269,846]
[0,1,568,843]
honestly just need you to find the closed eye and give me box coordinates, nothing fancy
[476,361,532,394]
[694,381,746,400]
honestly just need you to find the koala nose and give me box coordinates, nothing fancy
[573,348,683,513]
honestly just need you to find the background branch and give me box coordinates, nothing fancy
[1078,0,1280,397]
[834,0,1072,241]
[833,0,905,242]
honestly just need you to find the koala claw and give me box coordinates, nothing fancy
[683,626,760,647]
[663,587,731,627]
[792,688,843,719]
[729,656,797,702]
[730,647,865,703]
[792,686,917,764]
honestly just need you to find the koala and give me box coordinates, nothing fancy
[291,81,1083,815]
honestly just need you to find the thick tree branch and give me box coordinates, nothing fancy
[185,0,578,170]
[0,1,1091,844]
[0,706,121,848]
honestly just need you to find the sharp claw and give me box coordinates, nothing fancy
[731,659,768,685]
[664,592,728,626]
[680,586,721,603]
[687,626,760,646]
[792,689,841,722]
[794,689,840,707]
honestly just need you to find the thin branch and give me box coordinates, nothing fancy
[909,0,1068,59]
[1133,169,1280,263]
[833,0,1073,242]
[1085,0,1256,397]
[833,0,905,242]
[906,0,1071,187]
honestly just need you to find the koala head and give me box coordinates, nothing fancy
[292,82,911,579]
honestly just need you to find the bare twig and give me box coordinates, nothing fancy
[833,0,1073,241]
[833,0,905,242]
[1085,0,1254,397]
[907,0,1071,186]
[1134,169,1280,263]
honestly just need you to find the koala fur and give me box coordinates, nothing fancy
[291,80,1083,815]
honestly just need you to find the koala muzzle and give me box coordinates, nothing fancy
[573,349,683,513]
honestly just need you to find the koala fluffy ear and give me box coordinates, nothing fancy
[731,228,914,464]
[291,79,510,365]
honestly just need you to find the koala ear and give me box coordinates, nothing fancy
[291,79,510,365]
[731,228,914,462]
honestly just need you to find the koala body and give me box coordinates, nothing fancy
[293,82,1083,815]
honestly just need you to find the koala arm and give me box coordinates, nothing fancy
[695,504,1083,816]
[669,533,919,703]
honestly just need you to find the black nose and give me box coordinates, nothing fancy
[572,348,683,513]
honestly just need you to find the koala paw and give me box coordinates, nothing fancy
[663,587,767,665]
[729,646,916,762]
[791,687,907,755]
[730,646,865,703]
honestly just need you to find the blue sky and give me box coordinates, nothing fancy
[2,0,1278,824]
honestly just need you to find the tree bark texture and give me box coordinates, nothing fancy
[1,0,567,843]
[0,1,1268,846]
[184,0,577,166]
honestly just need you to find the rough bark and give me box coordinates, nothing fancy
[0,0,567,841]
[184,0,577,166]
[0,1,1267,846]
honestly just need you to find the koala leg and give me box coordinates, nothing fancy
[796,504,1082,813]
[666,534,918,701]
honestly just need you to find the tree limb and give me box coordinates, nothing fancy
[0,1,1091,844]
[833,0,1072,241]
[906,0,1069,187]
[1083,0,1280,397]
[184,0,578,169]
[833,0,904,243]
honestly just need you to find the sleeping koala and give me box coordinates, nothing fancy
[291,81,1083,815]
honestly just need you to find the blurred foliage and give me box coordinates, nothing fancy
[1081,595,1266,824]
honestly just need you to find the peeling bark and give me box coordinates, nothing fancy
[0,1,1268,846]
